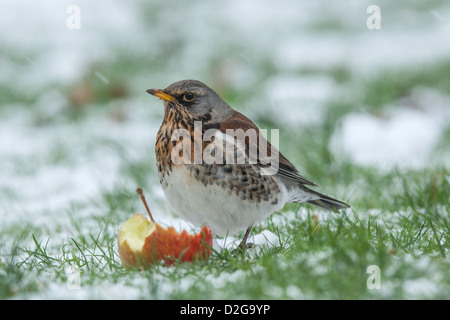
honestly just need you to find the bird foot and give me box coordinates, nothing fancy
[233,242,254,256]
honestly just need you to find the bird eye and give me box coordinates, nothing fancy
[183,92,195,101]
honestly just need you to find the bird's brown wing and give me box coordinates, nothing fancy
[218,110,317,187]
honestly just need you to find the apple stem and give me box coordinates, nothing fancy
[136,188,155,223]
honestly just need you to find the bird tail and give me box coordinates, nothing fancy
[306,190,350,212]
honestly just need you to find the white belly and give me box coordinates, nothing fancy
[160,166,286,236]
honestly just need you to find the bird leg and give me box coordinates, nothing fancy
[237,226,253,252]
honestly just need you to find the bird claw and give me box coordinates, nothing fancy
[232,242,254,256]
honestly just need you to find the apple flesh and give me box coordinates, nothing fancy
[118,214,213,269]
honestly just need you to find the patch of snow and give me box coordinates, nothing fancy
[402,278,439,299]
[262,74,338,126]
[1,0,450,299]
[331,89,450,170]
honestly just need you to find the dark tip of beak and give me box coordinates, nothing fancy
[146,89,158,94]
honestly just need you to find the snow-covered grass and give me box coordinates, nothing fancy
[1,1,449,299]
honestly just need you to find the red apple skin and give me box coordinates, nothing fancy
[118,214,213,269]
[154,225,213,265]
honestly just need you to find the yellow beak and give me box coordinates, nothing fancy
[146,89,176,102]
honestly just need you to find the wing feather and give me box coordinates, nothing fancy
[215,110,317,187]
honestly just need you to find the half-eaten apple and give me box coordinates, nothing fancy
[118,189,213,269]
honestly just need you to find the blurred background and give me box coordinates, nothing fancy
[2,0,449,212]
[0,0,449,299]
[1,0,450,235]
[1,0,450,236]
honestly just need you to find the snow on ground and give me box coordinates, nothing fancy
[1,0,449,299]
[330,88,450,170]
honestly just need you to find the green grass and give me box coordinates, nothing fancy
[1,93,449,299]
[1,22,450,299]
[362,60,450,112]
[2,171,448,299]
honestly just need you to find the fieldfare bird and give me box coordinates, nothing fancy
[147,79,349,250]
